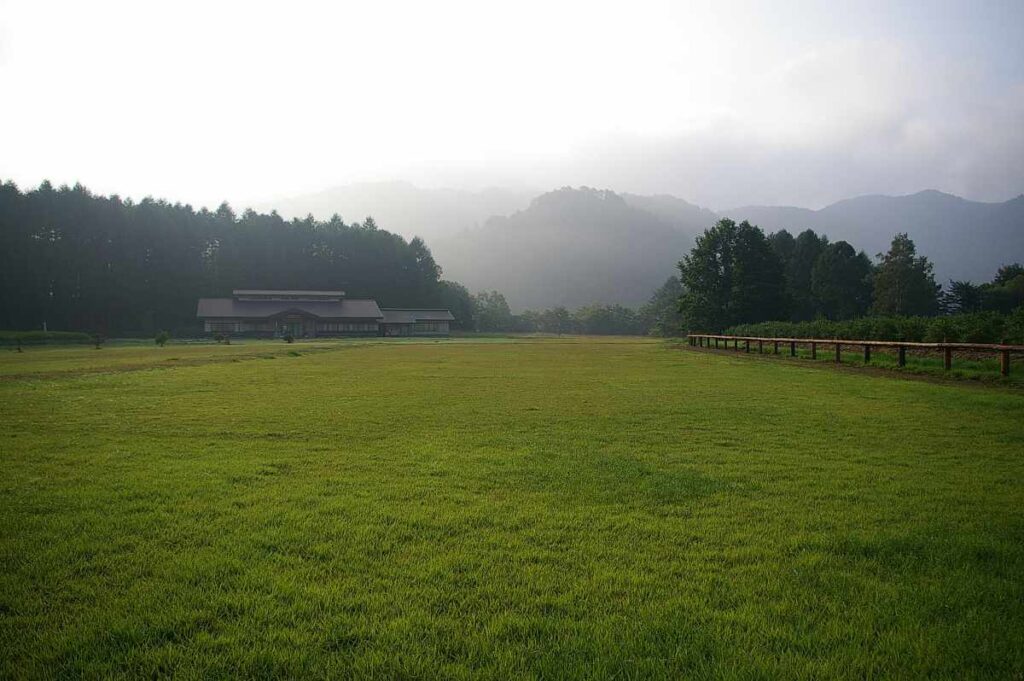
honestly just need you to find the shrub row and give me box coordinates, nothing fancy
[0,330,93,345]
[725,309,1024,345]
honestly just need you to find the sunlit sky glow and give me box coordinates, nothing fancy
[1,0,1022,209]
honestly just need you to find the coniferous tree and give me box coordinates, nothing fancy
[941,280,984,314]
[0,180,463,334]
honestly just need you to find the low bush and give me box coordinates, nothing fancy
[726,310,1024,344]
[155,330,171,347]
[0,330,92,345]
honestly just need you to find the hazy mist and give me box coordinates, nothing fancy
[2,0,1022,210]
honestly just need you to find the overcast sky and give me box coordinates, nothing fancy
[1,0,1022,210]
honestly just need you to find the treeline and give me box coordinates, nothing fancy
[727,309,1024,345]
[0,181,460,335]
[467,277,684,336]
[679,218,1024,332]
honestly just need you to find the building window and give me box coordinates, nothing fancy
[207,321,239,333]
[317,322,378,332]
[413,322,448,333]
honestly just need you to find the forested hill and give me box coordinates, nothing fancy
[0,182,446,335]
[725,190,1024,285]
[281,183,1022,312]
[432,187,702,311]
[260,181,535,246]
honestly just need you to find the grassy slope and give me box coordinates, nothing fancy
[1,339,1022,679]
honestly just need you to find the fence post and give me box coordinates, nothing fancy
[898,346,906,367]
[810,342,816,360]
[1001,350,1010,377]
[944,347,951,370]
[745,339,750,353]
[773,341,779,354]
[835,342,841,363]
[863,345,871,364]
[758,340,763,353]
[790,341,796,357]
[734,338,739,350]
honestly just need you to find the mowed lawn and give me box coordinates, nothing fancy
[1,338,1022,679]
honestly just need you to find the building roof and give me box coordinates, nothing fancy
[381,308,456,324]
[197,298,383,319]
[232,289,344,299]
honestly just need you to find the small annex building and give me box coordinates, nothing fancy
[196,290,454,338]
[381,309,456,337]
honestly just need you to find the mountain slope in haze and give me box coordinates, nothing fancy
[726,190,1024,284]
[620,193,718,232]
[260,181,1023,310]
[433,187,701,311]
[259,181,536,245]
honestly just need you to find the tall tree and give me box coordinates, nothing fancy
[572,305,639,335]
[941,280,984,314]
[871,233,940,316]
[981,263,1024,312]
[0,180,462,334]
[540,306,573,335]
[438,280,475,330]
[810,241,873,319]
[473,291,513,331]
[678,219,788,331]
[768,229,796,270]
[785,229,828,321]
[993,263,1024,286]
[639,275,685,336]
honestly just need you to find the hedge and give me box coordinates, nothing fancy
[724,309,1024,345]
[0,330,94,345]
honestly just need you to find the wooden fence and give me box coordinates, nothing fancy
[687,333,1024,376]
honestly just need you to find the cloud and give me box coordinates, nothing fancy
[1,0,1021,209]
[410,37,1024,208]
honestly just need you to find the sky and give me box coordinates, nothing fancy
[1,0,1022,210]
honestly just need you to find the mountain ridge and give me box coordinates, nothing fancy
[262,182,1024,310]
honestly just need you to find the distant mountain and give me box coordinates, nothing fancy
[725,190,1024,284]
[259,181,536,245]
[259,182,1024,310]
[620,193,718,231]
[433,187,701,311]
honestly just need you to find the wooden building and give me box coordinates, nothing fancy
[381,309,456,337]
[196,290,453,338]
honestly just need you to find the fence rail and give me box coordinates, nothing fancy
[686,333,1024,376]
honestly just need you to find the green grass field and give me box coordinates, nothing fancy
[2,338,1022,679]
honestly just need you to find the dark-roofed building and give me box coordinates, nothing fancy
[196,290,454,338]
[381,309,456,337]
[197,290,382,337]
